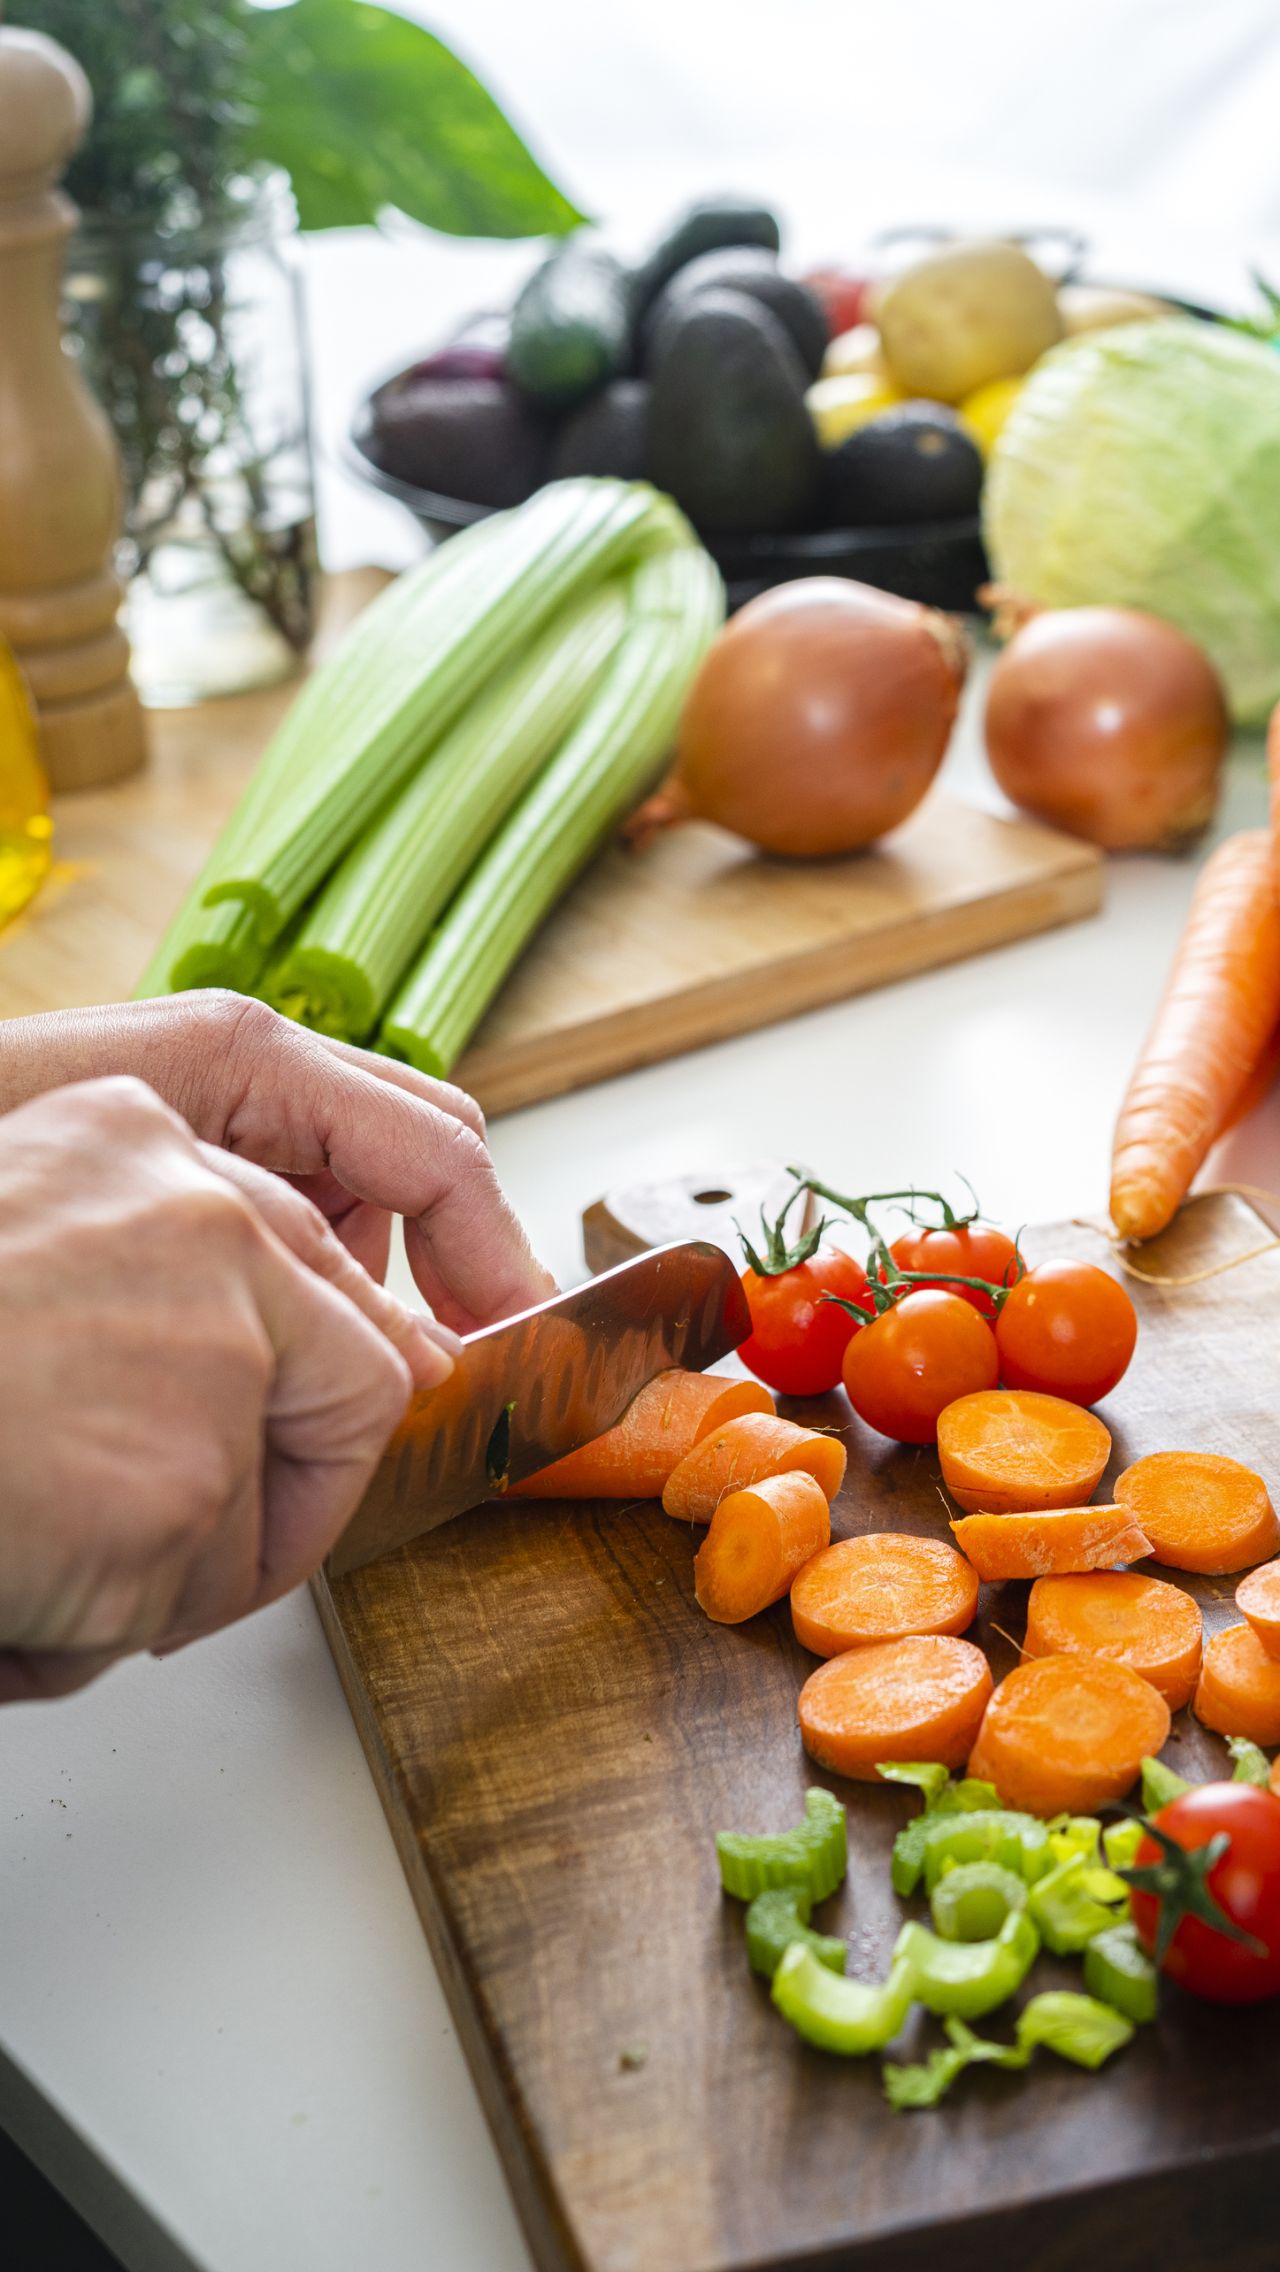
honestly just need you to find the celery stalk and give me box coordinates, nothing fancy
[262,581,627,1042]
[378,541,724,1077]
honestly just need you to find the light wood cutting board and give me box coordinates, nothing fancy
[0,572,1103,1115]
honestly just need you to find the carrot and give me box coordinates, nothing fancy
[512,1369,774,1499]
[1236,1559,1280,1664]
[1114,1450,1280,1576]
[950,1505,1150,1583]
[1024,1571,1203,1710]
[798,1635,993,1781]
[968,1654,1171,1816]
[693,1472,831,1625]
[1221,1016,1280,1133]
[1110,830,1280,1243]
[790,1533,979,1657]
[937,1390,1111,1515]
[662,1411,846,1524]
[1194,1623,1280,1747]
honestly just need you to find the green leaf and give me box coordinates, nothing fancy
[240,0,586,237]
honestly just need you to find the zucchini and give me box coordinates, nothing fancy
[506,240,632,407]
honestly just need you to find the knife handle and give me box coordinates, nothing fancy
[582,1161,816,1272]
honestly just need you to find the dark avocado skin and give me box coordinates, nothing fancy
[357,375,551,508]
[648,288,819,535]
[643,247,828,379]
[631,196,781,318]
[506,241,632,408]
[821,403,984,528]
[549,380,651,480]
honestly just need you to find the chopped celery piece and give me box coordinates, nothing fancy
[1047,1814,1102,1867]
[929,1862,1027,1944]
[1015,1991,1134,2070]
[1084,1924,1159,2024]
[891,1787,1008,1896]
[772,1944,915,2056]
[745,1888,846,1981]
[1141,1756,1193,1812]
[379,542,723,1076]
[1229,1737,1272,1787]
[884,2016,1028,2109]
[264,582,626,1042]
[716,1788,847,1904]
[875,1762,951,1807]
[918,1809,1051,1895]
[894,1909,1039,2021]
[1028,1854,1127,1955]
[1103,1817,1146,1872]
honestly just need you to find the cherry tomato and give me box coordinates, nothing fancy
[802,267,875,337]
[841,1288,998,1444]
[995,1258,1137,1405]
[889,1222,1021,1322]
[739,1245,873,1396]
[1130,1784,1280,2005]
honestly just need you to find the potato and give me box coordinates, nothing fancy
[876,240,1062,405]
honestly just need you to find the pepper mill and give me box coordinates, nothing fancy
[0,28,146,791]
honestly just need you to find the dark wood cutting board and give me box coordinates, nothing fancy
[313,1192,1280,2272]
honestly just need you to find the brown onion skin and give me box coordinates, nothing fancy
[984,606,1229,852]
[663,578,966,858]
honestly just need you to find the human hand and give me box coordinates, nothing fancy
[0,1077,451,1704]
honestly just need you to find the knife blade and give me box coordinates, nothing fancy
[327,1240,750,1577]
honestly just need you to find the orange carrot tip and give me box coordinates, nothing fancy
[1024,1571,1203,1711]
[950,1506,1150,1584]
[968,1654,1170,1817]
[798,1635,992,1782]
[790,1533,978,1657]
[663,1411,846,1524]
[513,1369,774,1499]
[937,1390,1111,1515]
[1194,1623,1280,1748]
[694,1472,831,1626]
[1114,1450,1280,1576]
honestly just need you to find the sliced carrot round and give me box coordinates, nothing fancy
[662,1411,846,1524]
[951,1504,1150,1583]
[1235,1560,1280,1664]
[1194,1623,1280,1747]
[694,1472,831,1626]
[1114,1451,1280,1576]
[968,1654,1170,1816]
[514,1369,774,1499]
[790,1533,978,1657]
[798,1634,992,1781]
[1024,1571,1203,1709]
[936,1390,1111,1515]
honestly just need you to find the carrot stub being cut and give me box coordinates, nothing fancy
[1023,1571,1203,1710]
[968,1654,1171,1817]
[798,1634,993,1781]
[513,1369,774,1499]
[1194,1623,1280,1747]
[1236,1559,1280,1664]
[662,1411,846,1523]
[951,1505,1151,1584]
[1109,828,1280,1243]
[936,1389,1112,1515]
[693,1471,831,1625]
[790,1533,979,1657]
[1114,1450,1280,1576]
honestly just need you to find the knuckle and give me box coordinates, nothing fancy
[67,1073,177,1134]
[439,1083,486,1143]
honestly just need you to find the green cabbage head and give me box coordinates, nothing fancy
[984,317,1280,724]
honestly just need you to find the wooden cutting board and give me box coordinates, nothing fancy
[0,573,1102,1112]
[315,1191,1280,2272]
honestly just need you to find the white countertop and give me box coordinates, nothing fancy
[5,8,1280,2259]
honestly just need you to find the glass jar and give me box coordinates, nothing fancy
[64,171,317,706]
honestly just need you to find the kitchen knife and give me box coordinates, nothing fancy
[327,1240,750,1577]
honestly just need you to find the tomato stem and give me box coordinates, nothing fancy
[736,1179,831,1279]
[1117,1817,1268,1967]
[787,1172,966,1232]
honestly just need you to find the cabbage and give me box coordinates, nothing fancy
[984,318,1280,724]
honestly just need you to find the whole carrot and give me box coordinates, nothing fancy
[1110,829,1280,1241]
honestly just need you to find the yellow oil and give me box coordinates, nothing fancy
[0,640,51,930]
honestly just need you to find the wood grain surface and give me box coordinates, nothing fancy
[0,572,1102,1112]
[315,1191,1280,2272]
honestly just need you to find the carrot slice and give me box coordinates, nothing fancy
[694,1472,831,1625]
[1110,829,1280,1242]
[798,1635,993,1781]
[937,1390,1111,1515]
[1024,1571,1203,1709]
[790,1534,979,1657]
[968,1654,1171,1816]
[1194,1623,1280,1747]
[512,1369,774,1499]
[662,1411,846,1524]
[1114,1450,1280,1576]
[950,1506,1150,1582]
[1236,1560,1280,1664]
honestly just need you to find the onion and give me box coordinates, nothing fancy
[983,605,1229,851]
[628,577,967,858]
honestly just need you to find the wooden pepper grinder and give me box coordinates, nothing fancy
[0,28,146,791]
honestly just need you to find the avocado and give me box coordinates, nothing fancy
[506,239,632,408]
[821,402,983,527]
[648,289,819,535]
[643,247,828,379]
[550,380,651,480]
[632,195,781,318]
[356,374,550,507]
